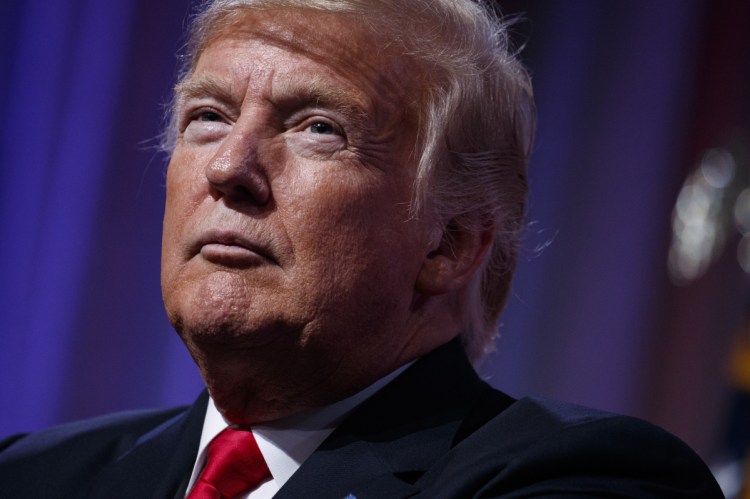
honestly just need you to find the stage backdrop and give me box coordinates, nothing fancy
[1,0,748,464]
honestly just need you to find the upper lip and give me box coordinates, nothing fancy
[192,229,277,264]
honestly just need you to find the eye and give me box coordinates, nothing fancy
[308,121,336,135]
[181,107,231,144]
[195,110,224,123]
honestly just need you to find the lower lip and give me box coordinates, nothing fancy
[200,243,268,267]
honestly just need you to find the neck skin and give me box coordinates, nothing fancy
[188,291,464,426]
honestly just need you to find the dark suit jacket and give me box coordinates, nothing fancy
[0,340,723,498]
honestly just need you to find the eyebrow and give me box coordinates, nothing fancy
[272,76,370,128]
[175,75,238,108]
[175,74,371,130]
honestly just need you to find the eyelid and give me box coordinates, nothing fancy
[290,110,346,137]
[304,117,342,135]
[192,109,228,123]
[178,98,235,130]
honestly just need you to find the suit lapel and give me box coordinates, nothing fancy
[83,342,512,498]
[88,391,208,499]
[275,340,507,499]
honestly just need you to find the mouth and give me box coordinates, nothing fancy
[193,230,277,268]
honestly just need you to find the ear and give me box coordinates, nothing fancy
[416,219,493,296]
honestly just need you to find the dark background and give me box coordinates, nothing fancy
[1,0,748,475]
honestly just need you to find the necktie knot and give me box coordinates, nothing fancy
[188,428,270,499]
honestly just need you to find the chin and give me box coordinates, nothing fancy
[198,346,305,425]
[214,393,293,426]
[207,380,267,425]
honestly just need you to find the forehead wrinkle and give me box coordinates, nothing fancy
[195,8,422,125]
[180,14,421,154]
[265,33,409,112]
[215,15,413,106]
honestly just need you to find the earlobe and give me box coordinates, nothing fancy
[416,220,493,296]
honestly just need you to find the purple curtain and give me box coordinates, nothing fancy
[0,0,203,433]
[486,0,702,412]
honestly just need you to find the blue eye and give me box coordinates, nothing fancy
[309,122,335,134]
[197,111,223,122]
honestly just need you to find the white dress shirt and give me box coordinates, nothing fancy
[185,363,410,498]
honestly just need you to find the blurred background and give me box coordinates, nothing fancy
[1,0,748,495]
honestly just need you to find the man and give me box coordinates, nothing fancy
[0,0,723,497]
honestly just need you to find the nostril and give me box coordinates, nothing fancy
[233,185,253,198]
[211,175,270,206]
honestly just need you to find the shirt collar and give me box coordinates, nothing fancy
[186,362,411,495]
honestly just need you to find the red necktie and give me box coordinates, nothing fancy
[188,428,271,499]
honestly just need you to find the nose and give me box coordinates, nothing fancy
[205,126,271,206]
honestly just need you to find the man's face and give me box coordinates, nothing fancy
[161,9,437,420]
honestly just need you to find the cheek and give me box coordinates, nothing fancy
[281,175,418,283]
[280,174,376,245]
[162,153,205,283]
[164,152,206,231]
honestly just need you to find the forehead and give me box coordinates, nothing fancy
[186,8,420,113]
[202,8,383,65]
